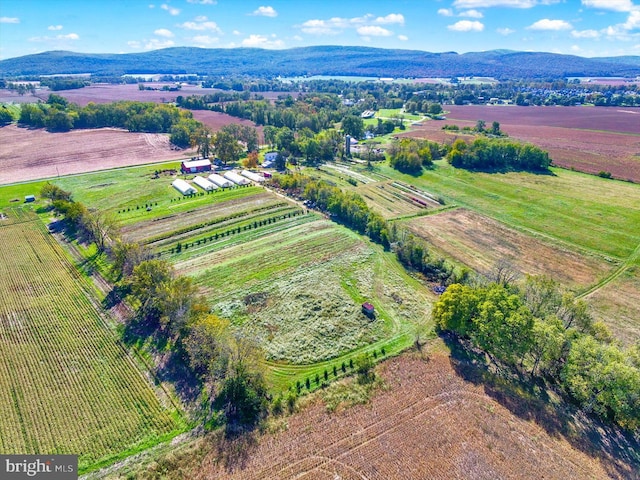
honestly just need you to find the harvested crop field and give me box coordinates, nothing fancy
[0,125,191,184]
[190,110,263,136]
[174,350,637,480]
[404,208,613,290]
[404,105,640,182]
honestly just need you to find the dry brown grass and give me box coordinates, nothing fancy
[404,208,613,290]
[118,348,638,480]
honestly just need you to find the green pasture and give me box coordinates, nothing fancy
[376,108,422,121]
[175,219,431,392]
[371,162,640,261]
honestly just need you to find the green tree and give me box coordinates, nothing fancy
[213,130,242,165]
[342,115,364,139]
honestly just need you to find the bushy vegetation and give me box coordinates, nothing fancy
[387,138,446,174]
[447,137,551,172]
[433,276,640,430]
[19,95,198,136]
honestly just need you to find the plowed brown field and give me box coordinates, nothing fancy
[0,125,192,184]
[403,105,640,182]
[179,351,637,480]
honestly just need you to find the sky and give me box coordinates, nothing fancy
[1,0,639,60]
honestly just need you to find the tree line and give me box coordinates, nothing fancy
[447,136,551,172]
[433,276,639,431]
[19,94,198,136]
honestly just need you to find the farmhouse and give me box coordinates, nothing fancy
[208,173,234,188]
[193,175,217,191]
[181,159,212,174]
[264,152,278,162]
[172,178,197,195]
[224,170,251,186]
[241,170,265,183]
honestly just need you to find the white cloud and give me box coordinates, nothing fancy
[448,20,484,31]
[438,8,454,16]
[300,13,405,35]
[128,40,142,48]
[29,33,79,42]
[293,34,303,41]
[161,4,180,16]
[187,0,216,4]
[398,34,409,41]
[144,38,175,49]
[191,35,219,45]
[233,30,241,35]
[149,4,155,8]
[241,34,284,48]
[179,17,222,32]
[300,19,341,35]
[581,0,634,12]
[528,19,572,30]
[497,27,516,35]
[154,28,174,37]
[623,9,640,29]
[459,9,484,18]
[571,44,582,52]
[375,13,404,25]
[251,6,277,17]
[0,17,19,23]
[357,25,393,36]
[571,29,600,38]
[453,0,558,8]
[48,25,63,31]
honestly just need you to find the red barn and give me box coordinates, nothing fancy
[181,159,212,174]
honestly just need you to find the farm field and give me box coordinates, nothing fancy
[357,180,443,219]
[136,349,637,480]
[586,266,640,346]
[403,105,640,182]
[190,109,264,137]
[375,162,640,260]
[0,208,186,472]
[175,219,430,387]
[0,124,191,185]
[404,208,613,290]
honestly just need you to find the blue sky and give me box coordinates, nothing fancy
[1,0,639,60]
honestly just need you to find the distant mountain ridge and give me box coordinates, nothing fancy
[1,46,639,79]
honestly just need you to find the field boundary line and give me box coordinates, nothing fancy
[578,240,640,299]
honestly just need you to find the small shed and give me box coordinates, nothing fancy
[224,170,251,186]
[181,159,212,174]
[193,175,217,191]
[24,195,36,203]
[241,170,265,183]
[362,302,375,317]
[172,178,197,196]
[208,173,234,188]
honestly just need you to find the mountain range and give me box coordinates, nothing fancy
[1,46,639,79]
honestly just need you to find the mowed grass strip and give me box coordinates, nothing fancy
[376,163,640,260]
[0,211,185,472]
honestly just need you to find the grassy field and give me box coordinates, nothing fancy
[373,161,640,260]
[0,207,187,473]
[175,219,431,391]
[403,208,614,290]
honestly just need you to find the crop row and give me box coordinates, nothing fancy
[142,200,289,245]
[159,208,305,255]
[0,219,183,471]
